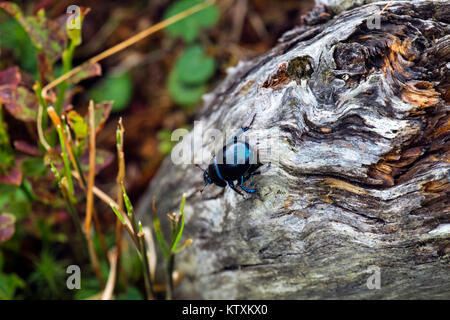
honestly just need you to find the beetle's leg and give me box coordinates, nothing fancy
[238,176,256,193]
[228,181,243,195]
[227,114,257,144]
[250,162,271,176]
[239,185,256,193]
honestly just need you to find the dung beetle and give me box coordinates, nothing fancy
[195,114,268,196]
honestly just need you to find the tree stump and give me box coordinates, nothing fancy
[138,0,450,299]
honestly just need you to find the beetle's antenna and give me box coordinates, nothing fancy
[197,183,209,195]
[194,163,206,171]
[248,113,257,128]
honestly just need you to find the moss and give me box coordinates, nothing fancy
[288,100,298,107]
[287,56,313,80]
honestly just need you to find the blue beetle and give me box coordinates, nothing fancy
[196,114,266,196]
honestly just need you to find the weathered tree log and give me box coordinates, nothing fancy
[138,0,450,299]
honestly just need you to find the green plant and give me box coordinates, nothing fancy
[0,2,114,299]
[111,151,192,299]
[0,17,38,75]
[28,250,69,299]
[0,0,210,300]
[151,193,190,299]
[89,72,133,113]
[157,129,177,155]
[0,213,15,243]
[164,0,219,43]
[0,106,14,173]
[164,0,219,106]
[0,252,24,300]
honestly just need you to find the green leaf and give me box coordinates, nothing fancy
[20,157,47,178]
[0,184,30,219]
[68,63,102,85]
[0,2,67,63]
[175,45,215,85]
[121,184,134,217]
[0,213,16,243]
[152,212,170,258]
[0,86,38,122]
[0,19,37,75]
[89,73,132,112]
[110,204,125,224]
[80,149,114,175]
[167,68,205,106]
[0,272,25,299]
[170,193,186,253]
[67,110,88,140]
[0,104,14,172]
[164,0,219,42]
[157,129,176,155]
[84,101,113,135]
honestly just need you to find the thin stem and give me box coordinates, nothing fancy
[83,100,104,287]
[87,181,138,248]
[55,40,76,114]
[60,184,88,261]
[33,82,51,150]
[138,231,154,300]
[101,249,118,300]
[84,100,96,232]
[166,254,175,300]
[61,187,83,238]
[115,118,125,291]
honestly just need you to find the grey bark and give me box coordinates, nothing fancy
[138,0,450,299]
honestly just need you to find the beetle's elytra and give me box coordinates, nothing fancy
[196,114,267,196]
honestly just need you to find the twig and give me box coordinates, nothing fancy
[48,105,104,285]
[101,248,118,300]
[119,183,154,299]
[85,100,96,232]
[33,82,51,150]
[73,173,139,248]
[114,118,126,292]
[84,100,104,287]
[138,227,154,300]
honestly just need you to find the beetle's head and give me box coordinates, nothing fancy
[203,170,212,185]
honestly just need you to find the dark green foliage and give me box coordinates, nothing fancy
[164,0,219,42]
[164,1,219,106]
